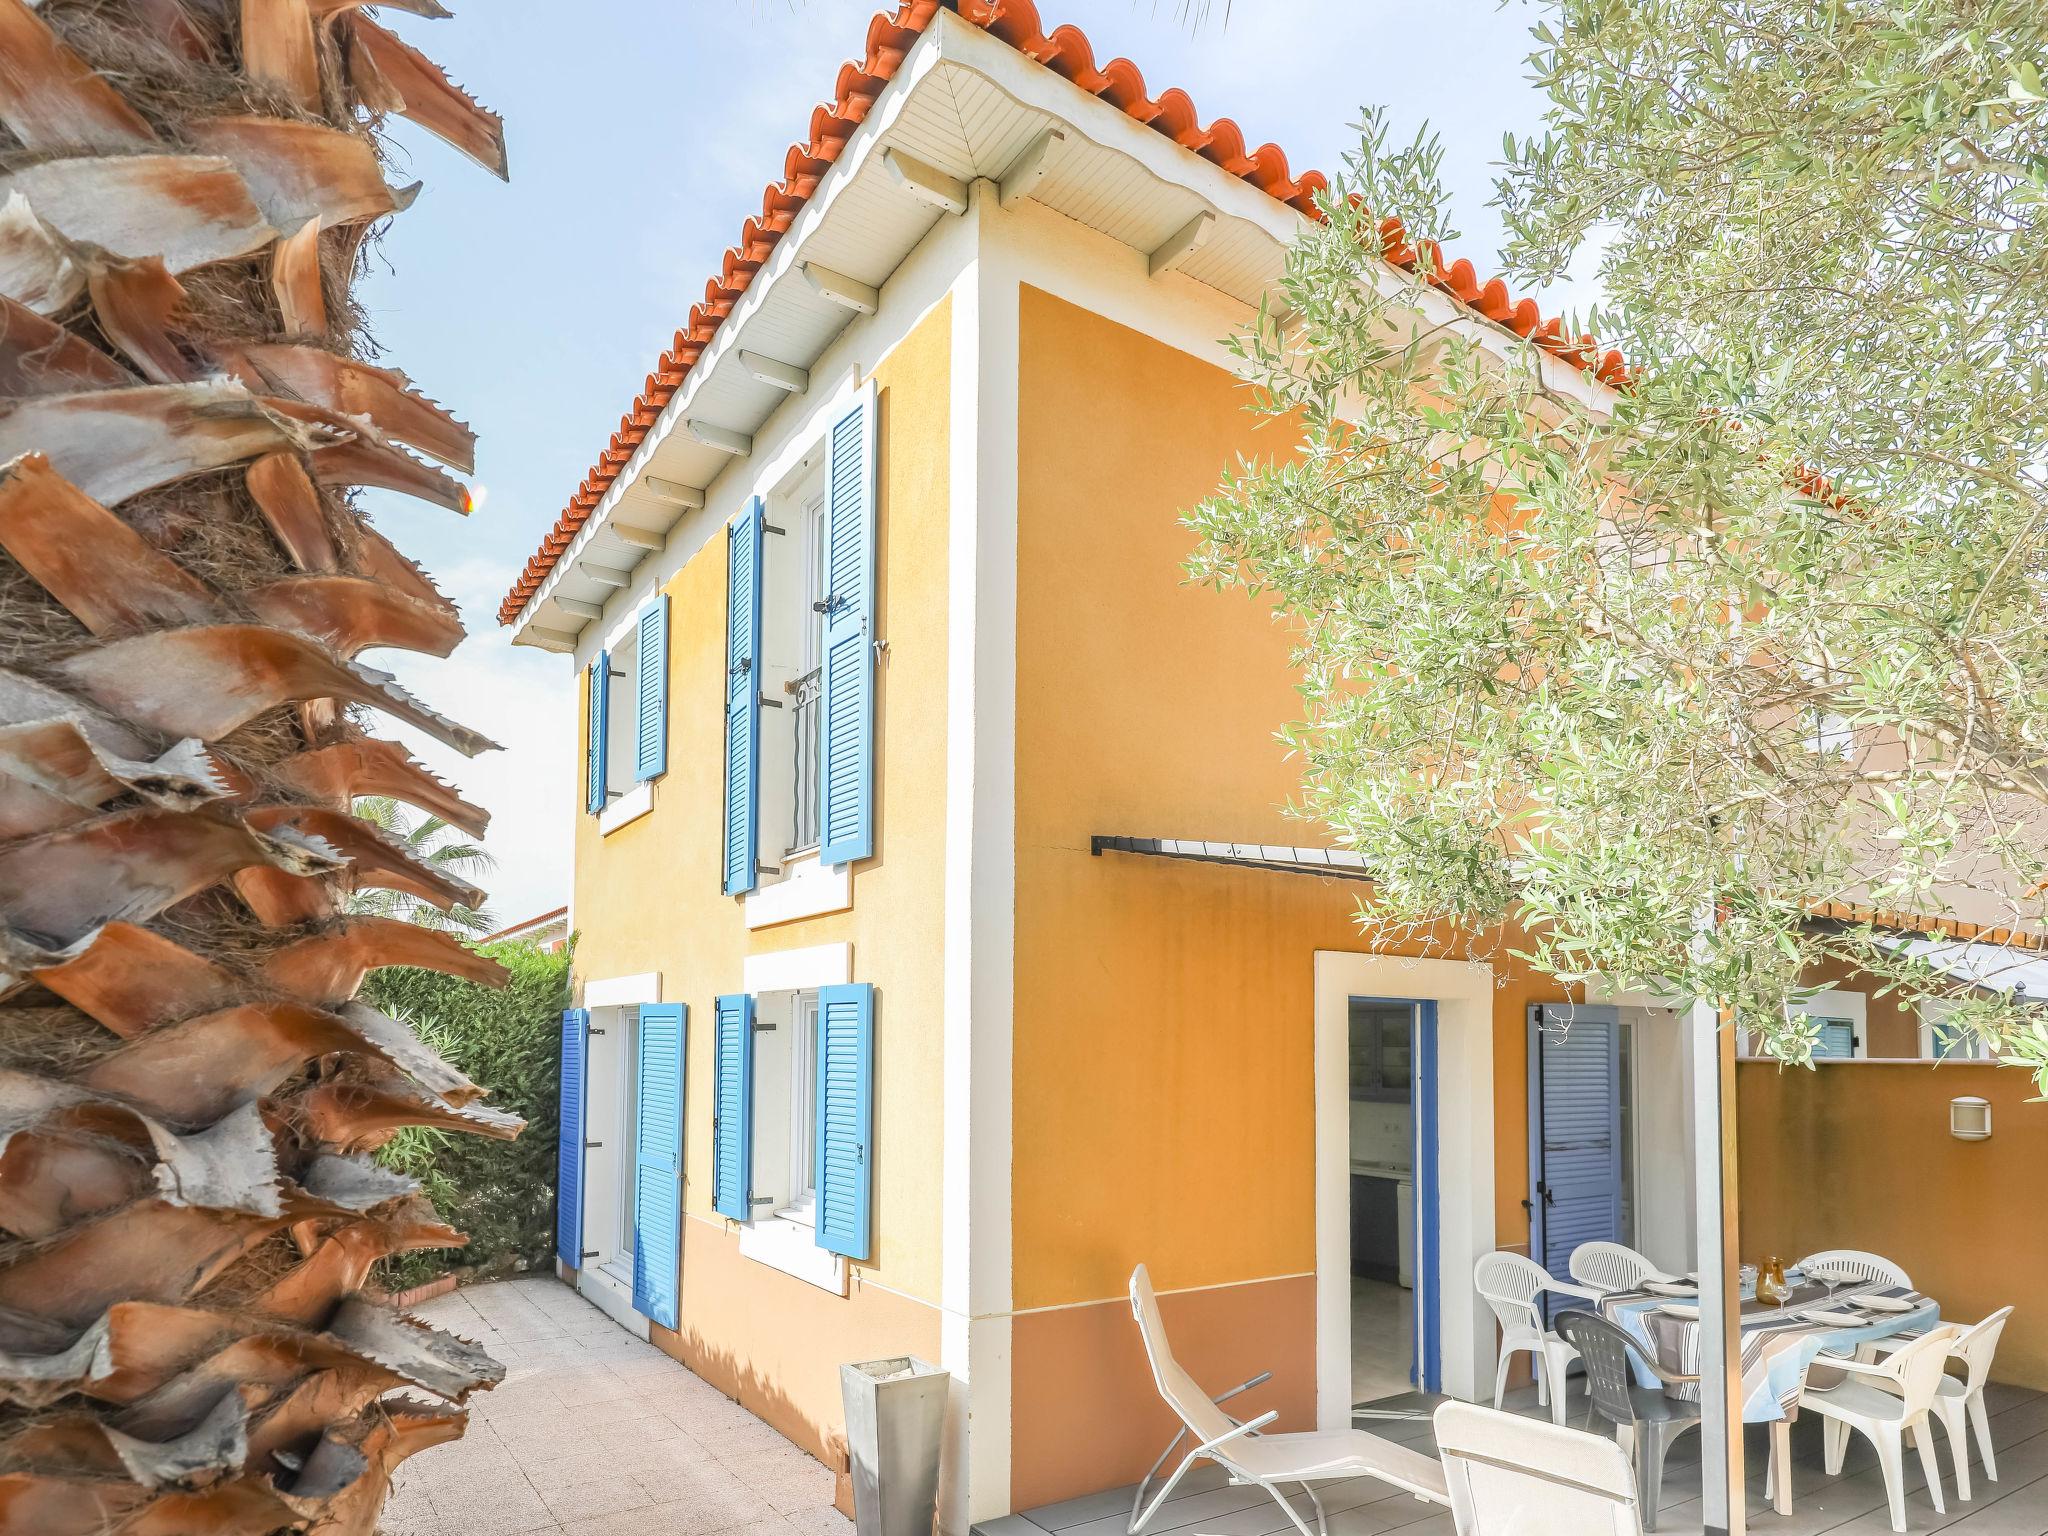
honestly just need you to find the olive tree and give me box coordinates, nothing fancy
[1188,3,2048,1080]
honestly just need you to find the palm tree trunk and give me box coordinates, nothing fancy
[0,2,512,1530]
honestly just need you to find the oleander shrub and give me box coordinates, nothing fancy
[368,938,572,1291]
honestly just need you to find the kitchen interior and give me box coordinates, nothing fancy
[1349,997,1416,1405]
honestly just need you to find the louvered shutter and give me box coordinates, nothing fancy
[723,502,764,894]
[632,1003,685,1328]
[712,992,754,1221]
[818,389,876,865]
[634,595,669,782]
[584,655,608,814]
[814,982,874,1260]
[1530,1004,1622,1308]
[555,1008,589,1266]
[1812,1018,1857,1058]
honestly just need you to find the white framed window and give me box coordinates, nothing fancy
[735,967,846,1295]
[592,623,655,834]
[1789,988,1867,1059]
[747,986,819,1218]
[1919,998,1995,1061]
[755,475,830,879]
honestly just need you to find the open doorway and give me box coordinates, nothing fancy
[1349,997,1439,1406]
[580,1004,641,1290]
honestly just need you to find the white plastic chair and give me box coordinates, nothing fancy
[1784,1324,1959,1532]
[1475,1250,1600,1425]
[1435,1400,1644,1536]
[1856,1306,2014,1501]
[1569,1242,1674,1295]
[1125,1265,1447,1536]
[1793,1248,1911,1289]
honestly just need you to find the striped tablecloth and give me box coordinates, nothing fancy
[1596,1279,1940,1422]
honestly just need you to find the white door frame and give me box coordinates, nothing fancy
[1315,953,1496,1424]
[577,972,662,1337]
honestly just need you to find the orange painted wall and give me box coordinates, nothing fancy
[1737,1059,2047,1387]
[568,298,953,1461]
[1010,1276,1315,1508]
[1010,286,1565,1506]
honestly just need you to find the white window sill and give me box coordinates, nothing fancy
[737,1210,846,1295]
[599,781,654,835]
[744,853,850,929]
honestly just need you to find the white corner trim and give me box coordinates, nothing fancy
[738,1212,848,1295]
[743,856,852,930]
[586,972,661,1008]
[742,941,851,996]
[598,781,654,836]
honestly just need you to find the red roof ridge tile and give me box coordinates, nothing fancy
[499,0,1619,626]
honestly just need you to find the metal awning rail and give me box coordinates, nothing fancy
[1090,835,1373,882]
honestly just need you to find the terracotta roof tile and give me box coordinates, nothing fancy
[499,0,1620,625]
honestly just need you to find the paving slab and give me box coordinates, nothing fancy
[386,1278,853,1536]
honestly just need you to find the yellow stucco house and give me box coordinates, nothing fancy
[497,4,2047,1530]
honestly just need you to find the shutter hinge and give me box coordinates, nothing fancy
[581,1249,601,1259]
[750,1195,777,1208]
[763,521,787,537]
[587,1027,607,1037]
[585,1140,603,1149]
[751,1019,777,1033]
[760,693,784,709]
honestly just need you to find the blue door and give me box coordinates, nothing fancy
[1527,1003,1623,1308]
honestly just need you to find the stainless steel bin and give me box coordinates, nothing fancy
[840,1356,948,1536]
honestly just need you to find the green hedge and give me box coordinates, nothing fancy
[366,937,570,1291]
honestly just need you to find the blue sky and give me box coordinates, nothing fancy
[359,0,1564,924]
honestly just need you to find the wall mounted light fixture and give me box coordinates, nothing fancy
[1950,1096,1992,1141]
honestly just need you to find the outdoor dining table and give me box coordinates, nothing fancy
[1593,1274,1941,1515]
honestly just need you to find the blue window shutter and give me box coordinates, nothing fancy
[1813,1018,1857,1058]
[632,1003,686,1329]
[712,992,754,1220]
[584,655,609,814]
[1529,1003,1622,1316]
[555,1008,589,1266]
[818,390,876,865]
[723,502,764,895]
[634,595,669,782]
[814,982,874,1260]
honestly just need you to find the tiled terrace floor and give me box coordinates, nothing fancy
[993,1381,2048,1536]
[382,1278,853,1536]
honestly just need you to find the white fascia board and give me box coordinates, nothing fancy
[929,12,1619,414]
[512,21,953,648]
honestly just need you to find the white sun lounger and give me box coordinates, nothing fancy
[1126,1264,1449,1536]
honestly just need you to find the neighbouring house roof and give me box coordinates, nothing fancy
[482,906,569,946]
[496,0,1629,628]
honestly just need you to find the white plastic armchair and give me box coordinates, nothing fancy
[1794,1249,1911,1289]
[1788,1325,1959,1532]
[1475,1250,1601,1425]
[1125,1265,1447,1536]
[1435,1400,1644,1536]
[1857,1305,2014,1502]
[1569,1242,1673,1295]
